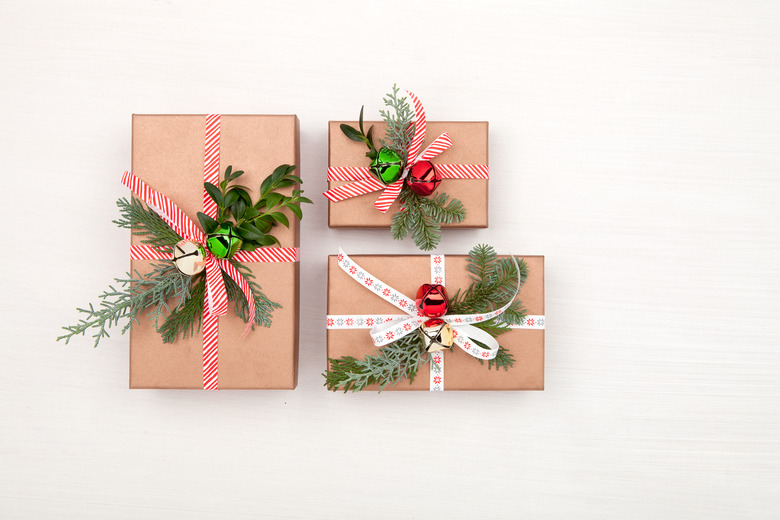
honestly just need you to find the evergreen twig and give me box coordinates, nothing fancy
[391,189,466,251]
[113,197,182,252]
[58,263,190,347]
[324,334,429,392]
[379,84,414,162]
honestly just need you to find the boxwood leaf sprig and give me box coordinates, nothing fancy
[197,164,312,253]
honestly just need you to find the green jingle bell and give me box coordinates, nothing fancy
[370,147,404,183]
[206,224,243,259]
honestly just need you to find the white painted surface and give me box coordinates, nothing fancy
[1,1,778,518]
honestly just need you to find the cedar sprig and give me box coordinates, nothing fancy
[113,197,182,252]
[158,276,205,343]
[156,262,280,344]
[378,83,415,162]
[324,334,429,392]
[58,263,191,347]
[391,189,466,251]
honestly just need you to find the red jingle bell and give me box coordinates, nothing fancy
[416,284,449,318]
[406,160,441,196]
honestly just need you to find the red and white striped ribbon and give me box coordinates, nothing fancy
[203,113,221,220]
[322,90,489,213]
[329,249,531,391]
[124,114,299,390]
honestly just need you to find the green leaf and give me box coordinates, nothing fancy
[223,190,239,208]
[230,187,252,205]
[340,124,365,143]
[197,212,219,234]
[204,182,223,206]
[359,105,364,134]
[269,212,289,228]
[236,224,266,241]
[242,206,260,220]
[272,164,289,181]
[366,125,375,149]
[240,242,257,251]
[257,234,280,246]
[288,204,302,220]
[231,199,247,220]
[255,219,273,233]
[261,192,285,209]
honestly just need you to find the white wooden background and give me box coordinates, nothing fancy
[1,1,778,518]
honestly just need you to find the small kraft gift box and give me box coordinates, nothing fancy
[324,87,489,251]
[325,246,544,392]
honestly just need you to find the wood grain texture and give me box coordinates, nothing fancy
[0,0,778,518]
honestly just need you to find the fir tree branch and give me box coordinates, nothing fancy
[391,189,467,251]
[324,334,429,392]
[58,263,190,347]
[476,346,516,371]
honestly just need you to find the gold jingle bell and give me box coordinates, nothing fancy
[420,320,454,353]
[172,240,206,276]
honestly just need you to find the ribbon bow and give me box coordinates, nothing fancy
[336,249,520,360]
[323,91,489,214]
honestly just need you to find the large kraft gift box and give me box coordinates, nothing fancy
[129,115,300,389]
[327,254,544,391]
[327,121,489,228]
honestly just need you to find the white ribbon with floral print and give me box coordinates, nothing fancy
[326,249,544,390]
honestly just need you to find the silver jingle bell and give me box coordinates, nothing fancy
[172,240,206,276]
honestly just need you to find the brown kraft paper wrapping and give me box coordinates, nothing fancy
[327,254,544,391]
[327,121,489,228]
[129,115,300,389]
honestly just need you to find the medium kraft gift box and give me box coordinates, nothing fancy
[327,254,544,391]
[327,121,489,228]
[129,114,300,389]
